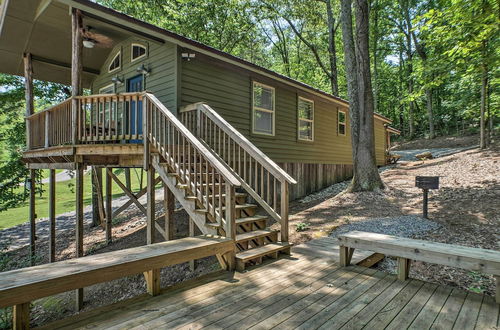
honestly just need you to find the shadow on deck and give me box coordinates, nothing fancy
[39,237,499,329]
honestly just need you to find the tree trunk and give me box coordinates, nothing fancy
[426,88,434,139]
[480,61,487,149]
[340,0,384,192]
[372,0,379,113]
[326,0,339,96]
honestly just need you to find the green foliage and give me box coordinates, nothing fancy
[295,222,310,232]
[0,74,67,211]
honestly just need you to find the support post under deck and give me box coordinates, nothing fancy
[75,163,84,311]
[49,169,56,262]
[147,166,156,244]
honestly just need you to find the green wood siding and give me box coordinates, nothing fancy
[181,52,355,165]
[91,38,178,112]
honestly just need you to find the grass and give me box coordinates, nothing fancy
[0,168,154,230]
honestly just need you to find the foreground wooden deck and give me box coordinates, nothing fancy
[40,237,499,330]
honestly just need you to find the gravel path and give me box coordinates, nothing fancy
[0,187,177,251]
[329,215,441,239]
[394,146,477,161]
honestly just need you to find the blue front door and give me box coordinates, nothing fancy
[127,75,143,141]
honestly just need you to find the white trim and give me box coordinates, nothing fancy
[338,109,347,136]
[99,83,115,94]
[108,51,121,73]
[130,43,147,62]
[297,96,314,141]
[252,81,275,136]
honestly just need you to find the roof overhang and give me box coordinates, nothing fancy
[385,126,401,135]
[0,0,139,87]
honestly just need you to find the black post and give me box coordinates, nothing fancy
[422,188,429,219]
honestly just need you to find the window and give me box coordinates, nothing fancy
[99,84,114,94]
[108,51,121,73]
[131,43,147,62]
[338,109,347,136]
[252,82,275,135]
[298,97,314,141]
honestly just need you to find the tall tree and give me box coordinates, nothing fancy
[340,0,384,192]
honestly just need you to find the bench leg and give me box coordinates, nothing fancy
[144,269,161,296]
[340,246,354,267]
[13,302,30,330]
[397,257,411,281]
[75,288,83,311]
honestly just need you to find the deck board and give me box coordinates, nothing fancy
[38,237,500,330]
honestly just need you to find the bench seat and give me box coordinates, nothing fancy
[0,235,234,329]
[338,231,500,303]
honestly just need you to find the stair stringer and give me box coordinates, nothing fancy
[152,157,218,236]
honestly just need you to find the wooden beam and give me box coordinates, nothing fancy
[24,53,34,150]
[29,170,36,265]
[13,302,30,330]
[112,176,161,218]
[147,166,155,244]
[75,163,84,311]
[397,257,411,281]
[106,169,147,216]
[164,183,175,240]
[49,169,56,263]
[339,246,354,267]
[71,8,83,145]
[35,0,52,21]
[105,168,112,244]
[496,276,499,304]
[27,162,75,170]
[143,269,161,296]
[280,182,289,243]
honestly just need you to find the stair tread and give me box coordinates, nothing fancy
[235,215,268,224]
[236,229,277,242]
[236,242,292,261]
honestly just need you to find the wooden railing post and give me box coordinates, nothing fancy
[24,53,34,150]
[143,96,149,170]
[280,181,289,243]
[225,184,236,240]
[44,111,50,148]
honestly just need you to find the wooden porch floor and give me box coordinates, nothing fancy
[40,237,499,330]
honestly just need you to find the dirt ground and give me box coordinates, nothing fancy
[392,133,480,150]
[282,143,499,297]
[1,141,499,328]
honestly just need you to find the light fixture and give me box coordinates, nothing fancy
[83,38,95,49]
[111,76,123,85]
[181,53,196,61]
[136,64,151,76]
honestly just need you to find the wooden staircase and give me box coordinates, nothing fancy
[152,155,292,271]
[25,91,296,272]
[178,102,296,270]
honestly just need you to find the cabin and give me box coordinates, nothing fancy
[1,1,499,329]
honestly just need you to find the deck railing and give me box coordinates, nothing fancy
[143,94,240,238]
[25,93,145,149]
[180,103,296,241]
[26,98,72,149]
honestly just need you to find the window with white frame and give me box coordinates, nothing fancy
[99,84,115,94]
[108,51,121,72]
[298,97,314,141]
[338,109,347,136]
[252,82,275,135]
[131,43,147,62]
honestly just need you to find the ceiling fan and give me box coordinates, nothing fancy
[80,26,114,49]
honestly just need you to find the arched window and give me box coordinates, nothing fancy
[131,43,147,62]
[108,51,121,73]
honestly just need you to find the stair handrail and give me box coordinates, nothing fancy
[179,102,296,242]
[143,93,240,238]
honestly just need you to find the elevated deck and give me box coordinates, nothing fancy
[39,237,499,329]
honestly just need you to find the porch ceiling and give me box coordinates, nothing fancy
[0,0,129,87]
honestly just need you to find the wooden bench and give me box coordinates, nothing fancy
[338,231,500,303]
[386,153,401,164]
[0,235,234,329]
